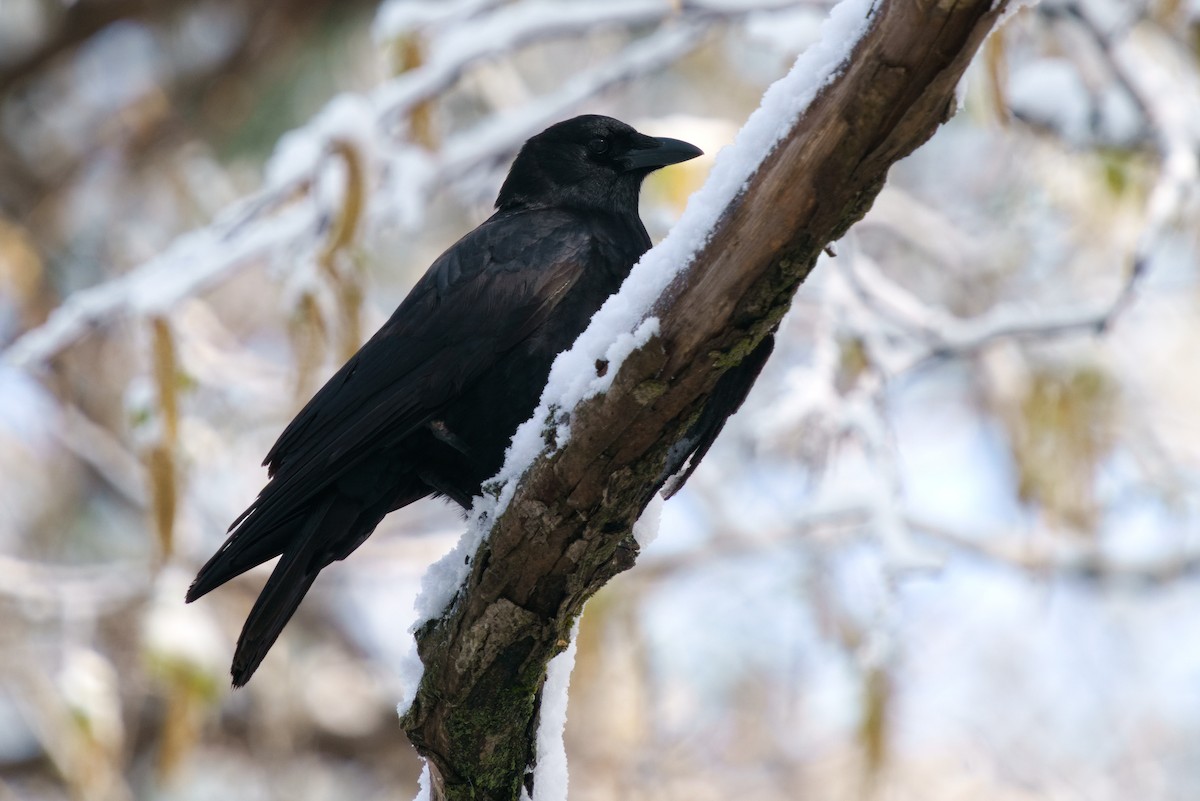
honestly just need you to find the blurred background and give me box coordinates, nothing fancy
[2,0,1200,799]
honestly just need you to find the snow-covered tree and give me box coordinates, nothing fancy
[1,1,1199,800]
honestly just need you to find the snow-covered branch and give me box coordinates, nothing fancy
[908,515,1200,586]
[839,251,1125,371]
[0,553,151,613]
[1031,2,1199,326]
[1074,7,1199,328]
[374,0,800,125]
[399,1,1014,798]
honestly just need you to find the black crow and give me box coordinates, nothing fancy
[187,115,703,686]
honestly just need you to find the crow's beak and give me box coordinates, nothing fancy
[620,136,704,172]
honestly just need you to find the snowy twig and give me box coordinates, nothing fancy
[634,504,873,580]
[839,252,1130,373]
[908,515,1200,587]
[0,553,151,614]
[639,500,1200,589]
[55,404,148,508]
[829,3,1200,380]
[3,204,315,369]
[375,0,799,127]
[434,23,708,185]
[1059,2,1198,330]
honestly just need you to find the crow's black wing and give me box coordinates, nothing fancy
[212,208,594,563]
[266,208,591,477]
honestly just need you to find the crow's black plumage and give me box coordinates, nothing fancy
[186,115,703,686]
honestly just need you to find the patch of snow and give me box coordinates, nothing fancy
[266,93,378,190]
[373,0,501,44]
[142,568,227,674]
[413,761,431,801]
[1009,58,1091,143]
[633,492,664,547]
[58,648,124,754]
[395,636,424,725]
[531,618,580,801]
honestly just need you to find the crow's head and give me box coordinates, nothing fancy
[496,115,702,213]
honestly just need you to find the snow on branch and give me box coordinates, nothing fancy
[838,252,1130,372]
[907,515,1200,586]
[399,0,1015,797]
[434,23,707,185]
[373,0,798,125]
[4,204,313,370]
[0,553,151,614]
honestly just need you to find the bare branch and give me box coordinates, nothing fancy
[908,515,1200,587]
[0,554,151,614]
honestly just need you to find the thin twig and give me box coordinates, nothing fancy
[908,515,1200,587]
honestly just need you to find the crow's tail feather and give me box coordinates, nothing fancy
[186,503,295,604]
[229,559,318,687]
[226,493,349,687]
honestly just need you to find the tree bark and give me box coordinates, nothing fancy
[400,1,1012,798]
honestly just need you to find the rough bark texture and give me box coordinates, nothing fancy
[400,1,1010,798]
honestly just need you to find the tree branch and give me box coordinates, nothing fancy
[400,1,1014,799]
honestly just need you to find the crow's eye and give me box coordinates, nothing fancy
[587,137,611,156]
